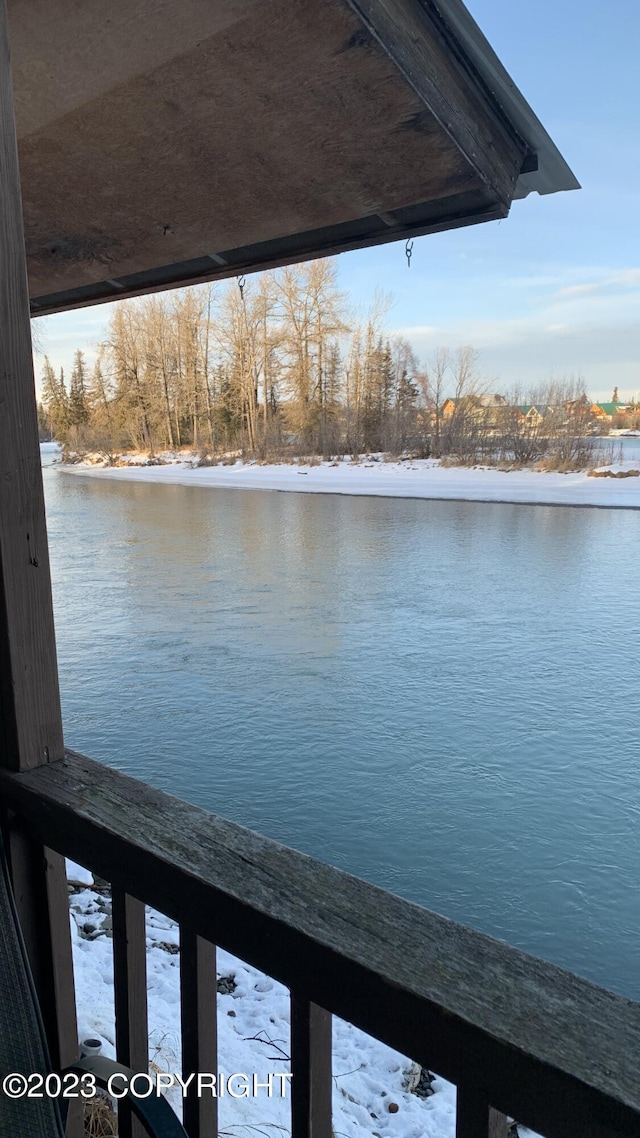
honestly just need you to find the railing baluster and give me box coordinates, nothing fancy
[180,928,218,1138]
[112,888,148,1138]
[456,1084,509,1138]
[290,995,332,1138]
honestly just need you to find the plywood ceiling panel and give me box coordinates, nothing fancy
[6,0,553,311]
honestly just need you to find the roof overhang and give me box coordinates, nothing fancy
[7,0,578,316]
[429,0,580,200]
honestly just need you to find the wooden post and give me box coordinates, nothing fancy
[0,0,64,774]
[0,6,79,1134]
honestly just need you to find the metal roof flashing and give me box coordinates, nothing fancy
[431,0,580,198]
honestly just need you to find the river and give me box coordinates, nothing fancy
[41,447,640,998]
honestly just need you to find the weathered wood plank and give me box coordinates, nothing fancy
[456,1085,509,1138]
[180,929,218,1138]
[1,751,640,1138]
[290,997,332,1138]
[112,888,148,1138]
[0,0,64,773]
[5,824,83,1137]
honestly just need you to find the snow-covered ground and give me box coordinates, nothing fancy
[65,861,534,1138]
[57,452,640,509]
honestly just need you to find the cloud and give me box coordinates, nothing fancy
[394,317,640,398]
[548,267,640,303]
[554,283,599,298]
[610,269,640,288]
[394,260,640,397]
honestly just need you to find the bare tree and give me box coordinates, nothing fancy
[418,347,449,457]
[276,260,349,451]
[419,346,488,461]
[387,336,419,453]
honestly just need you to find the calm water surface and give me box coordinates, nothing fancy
[42,453,640,998]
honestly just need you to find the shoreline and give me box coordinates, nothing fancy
[53,453,640,511]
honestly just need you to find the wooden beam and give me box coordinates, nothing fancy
[1,751,639,1138]
[0,0,64,772]
[29,191,505,317]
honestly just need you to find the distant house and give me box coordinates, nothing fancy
[441,394,506,420]
[593,402,628,421]
[516,404,552,426]
[564,396,590,414]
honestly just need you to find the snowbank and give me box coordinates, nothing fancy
[58,454,640,510]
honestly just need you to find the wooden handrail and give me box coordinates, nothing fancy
[1,750,639,1138]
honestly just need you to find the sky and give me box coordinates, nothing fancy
[34,0,640,402]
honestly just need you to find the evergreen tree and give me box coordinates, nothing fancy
[36,401,50,441]
[40,356,69,440]
[69,349,89,426]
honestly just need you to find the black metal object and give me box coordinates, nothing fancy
[0,830,65,1137]
[64,1056,188,1138]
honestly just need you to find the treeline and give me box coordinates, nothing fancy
[38,261,424,460]
[38,260,606,470]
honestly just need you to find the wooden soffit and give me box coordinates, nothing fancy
[7,0,578,315]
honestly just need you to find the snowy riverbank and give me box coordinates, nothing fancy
[56,452,640,509]
[66,861,535,1138]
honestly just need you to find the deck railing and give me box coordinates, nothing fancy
[1,750,640,1138]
